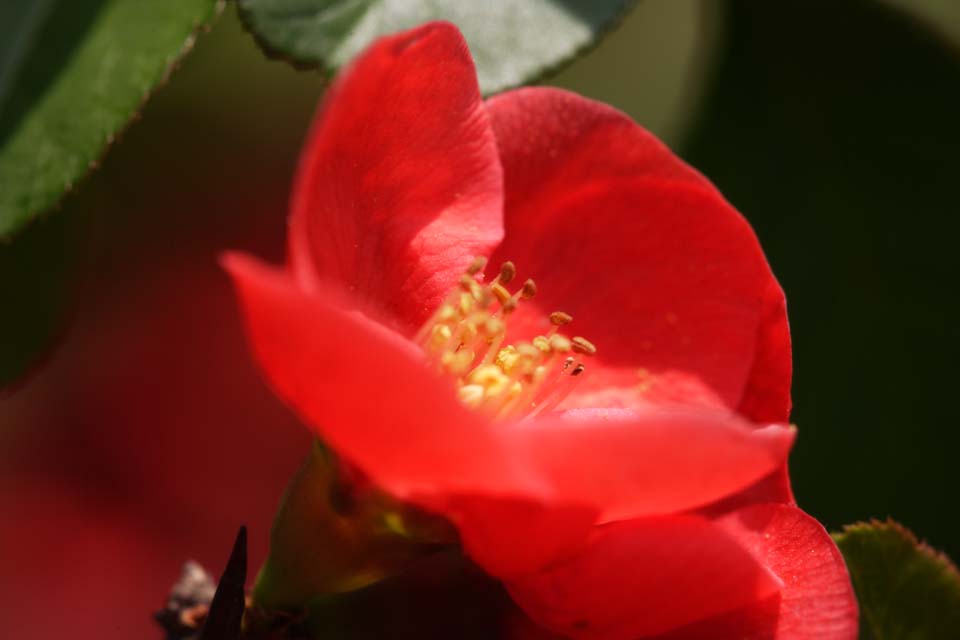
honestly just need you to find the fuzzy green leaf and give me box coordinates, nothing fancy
[834,520,960,640]
[0,0,222,238]
[236,0,635,95]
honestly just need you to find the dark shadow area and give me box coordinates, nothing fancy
[0,205,81,389]
[683,0,960,557]
[0,0,106,147]
[299,550,518,640]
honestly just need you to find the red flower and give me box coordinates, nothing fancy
[225,22,857,639]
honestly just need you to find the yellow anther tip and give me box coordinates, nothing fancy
[458,384,486,408]
[466,256,488,275]
[532,336,551,352]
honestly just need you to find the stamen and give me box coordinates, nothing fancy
[466,256,488,275]
[498,261,517,285]
[459,274,479,294]
[520,279,537,299]
[528,362,585,419]
[550,311,573,326]
[415,257,597,419]
[571,337,597,356]
[491,283,512,306]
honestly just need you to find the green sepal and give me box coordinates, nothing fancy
[252,441,456,615]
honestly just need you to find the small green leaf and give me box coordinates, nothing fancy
[236,0,636,95]
[0,0,223,238]
[834,520,960,640]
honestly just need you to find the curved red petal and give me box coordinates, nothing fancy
[507,515,782,639]
[485,88,789,415]
[451,495,598,580]
[508,408,794,521]
[656,504,858,640]
[737,279,793,423]
[223,253,544,501]
[696,464,796,518]
[289,22,503,334]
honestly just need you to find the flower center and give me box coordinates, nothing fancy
[414,257,595,419]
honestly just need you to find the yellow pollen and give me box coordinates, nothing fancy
[429,324,452,348]
[458,384,486,408]
[485,317,504,336]
[416,258,597,419]
[532,336,551,353]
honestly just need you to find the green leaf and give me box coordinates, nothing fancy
[833,520,960,640]
[0,0,223,238]
[236,0,636,95]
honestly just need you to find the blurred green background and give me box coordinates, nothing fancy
[2,1,959,635]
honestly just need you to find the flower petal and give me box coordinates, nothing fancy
[737,278,793,424]
[451,495,599,580]
[506,515,783,639]
[656,504,858,640]
[485,87,789,415]
[507,408,795,521]
[697,464,796,517]
[289,22,504,334]
[223,253,543,501]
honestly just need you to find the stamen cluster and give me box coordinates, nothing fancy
[415,257,595,419]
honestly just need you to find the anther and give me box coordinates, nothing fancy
[485,317,504,335]
[417,259,597,418]
[499,261,517,285]
[550,311,573,326]
[571,337,597,356]
[459,274,478,293]
[429,324,452,348]
[466,256,487,275]
[459,294,475,315]
[491,283,512,306]
[521,279,537,299]
[458,384,485,408]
